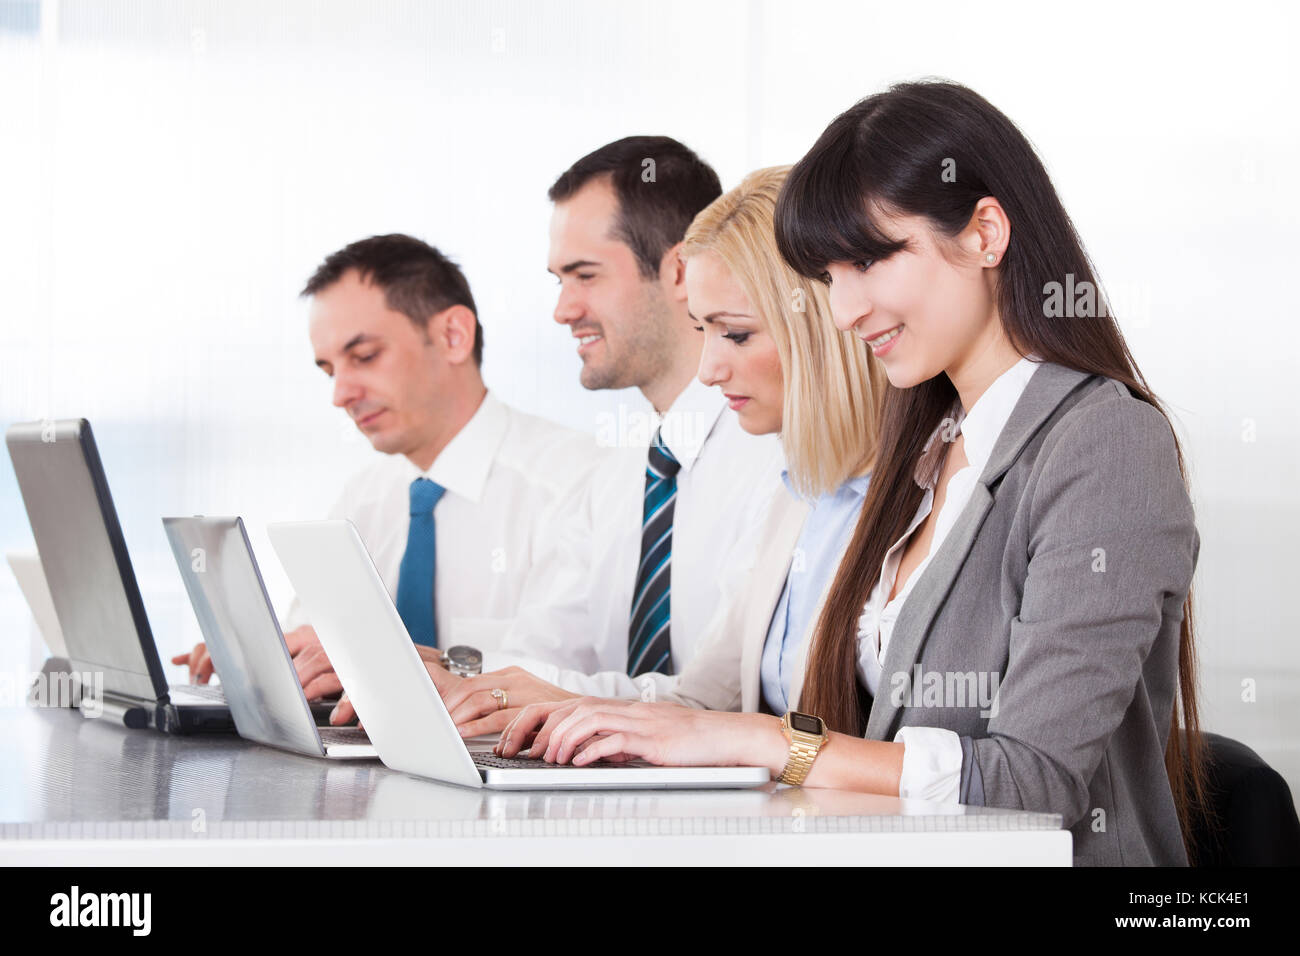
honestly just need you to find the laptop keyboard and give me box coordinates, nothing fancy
[318,726,370,746]
[171,683,226,702]
[472,752,634,770]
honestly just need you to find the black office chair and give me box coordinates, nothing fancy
[1189,732,1300,866]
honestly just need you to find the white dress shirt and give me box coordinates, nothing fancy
[483,376,785,696]
[283,390,605,650]
[856,356,1041,804]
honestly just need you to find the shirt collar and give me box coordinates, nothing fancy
[959,355,1042,474]
[844,472,872,497]
[915,355,1042,489]
[657,376,727,473]
[400,390,508,504]
[781,468,871,502]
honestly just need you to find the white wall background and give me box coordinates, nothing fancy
[2,0,1297,796]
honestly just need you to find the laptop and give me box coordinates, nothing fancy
[266,519,770,790]
[6,551,69,659]
[162,516,375,759]
[4,419,241,733]
[6,549,83,705]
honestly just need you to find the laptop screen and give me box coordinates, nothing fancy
[163,516,322,753]
[6,419,168,702]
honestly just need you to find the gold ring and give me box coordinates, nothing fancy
[491,688,508,711]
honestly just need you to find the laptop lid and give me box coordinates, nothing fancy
[267,519,483,788]
[6,419,167,703]
[163,516,325,756]
[6,551,69,658]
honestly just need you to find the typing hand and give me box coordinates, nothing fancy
[416,645,447,668]
[289,627,343,701]
[170,642,215,683]
[501,699,756,768]
[437,666,580,739]
[496,698,590,758]
[329,692,363,730]
[283,624,322,657]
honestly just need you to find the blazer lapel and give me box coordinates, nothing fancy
[740,493,810,712]
[786,534,846,711]
[864,362,1095,739]
[980,363,1095,486]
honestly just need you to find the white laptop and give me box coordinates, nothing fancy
[266,519,770,791]
[6,551,69,658]
[163,516,376,760]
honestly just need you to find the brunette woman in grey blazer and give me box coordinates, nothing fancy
[501,81,1208,867]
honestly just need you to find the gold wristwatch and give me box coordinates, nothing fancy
[778,711,828,786]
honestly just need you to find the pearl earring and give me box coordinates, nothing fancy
[985,252,997,264]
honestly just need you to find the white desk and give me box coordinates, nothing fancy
[0,706,1071,865]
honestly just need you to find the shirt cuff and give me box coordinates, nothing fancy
[480,652,651,699]
[893,726,963,804]
[479,651,562,687]
[958,735,985,806]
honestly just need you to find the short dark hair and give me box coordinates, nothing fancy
[301,233,483,367]
[548,136,722,280]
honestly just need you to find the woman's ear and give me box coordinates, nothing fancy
[968,196,1011,268]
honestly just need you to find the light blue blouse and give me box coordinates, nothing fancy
[759,471,871,714]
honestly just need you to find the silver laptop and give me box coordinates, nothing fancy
[162,516,376,760]
[266,519,770,790]
[5,419,233,734]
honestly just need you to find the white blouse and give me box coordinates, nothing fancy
[857,356,1042,804]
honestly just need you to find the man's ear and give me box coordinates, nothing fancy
[659,241,689,303]
[431,304,478,366]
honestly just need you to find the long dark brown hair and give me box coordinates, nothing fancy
[773,80,1210,860]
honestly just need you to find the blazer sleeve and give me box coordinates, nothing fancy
[965,389,1198,826]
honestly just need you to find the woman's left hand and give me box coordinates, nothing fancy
[437,666,580,737]
[514,699,787,772]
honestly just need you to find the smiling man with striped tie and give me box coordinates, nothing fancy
[397,137,784,734]
[172,234,604,698]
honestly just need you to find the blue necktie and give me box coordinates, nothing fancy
[628,428,680,677]
[395,477,446,648]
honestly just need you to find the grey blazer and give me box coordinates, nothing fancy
[867,361,1198,866]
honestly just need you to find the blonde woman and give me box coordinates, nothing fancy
[457,166,885,734]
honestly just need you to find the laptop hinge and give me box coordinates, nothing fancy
[79,691,154,729]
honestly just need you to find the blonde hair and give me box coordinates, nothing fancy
[681,166,886,497]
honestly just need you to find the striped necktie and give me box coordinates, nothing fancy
[395,477,446,647]
[628,428,681,677]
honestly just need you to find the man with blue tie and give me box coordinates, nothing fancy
[173,234,603,696]
[421,137,784,729]
[628,431,681,676]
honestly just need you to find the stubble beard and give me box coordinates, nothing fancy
[578,284,676,393]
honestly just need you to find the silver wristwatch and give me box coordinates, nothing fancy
[440,645,483,677]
